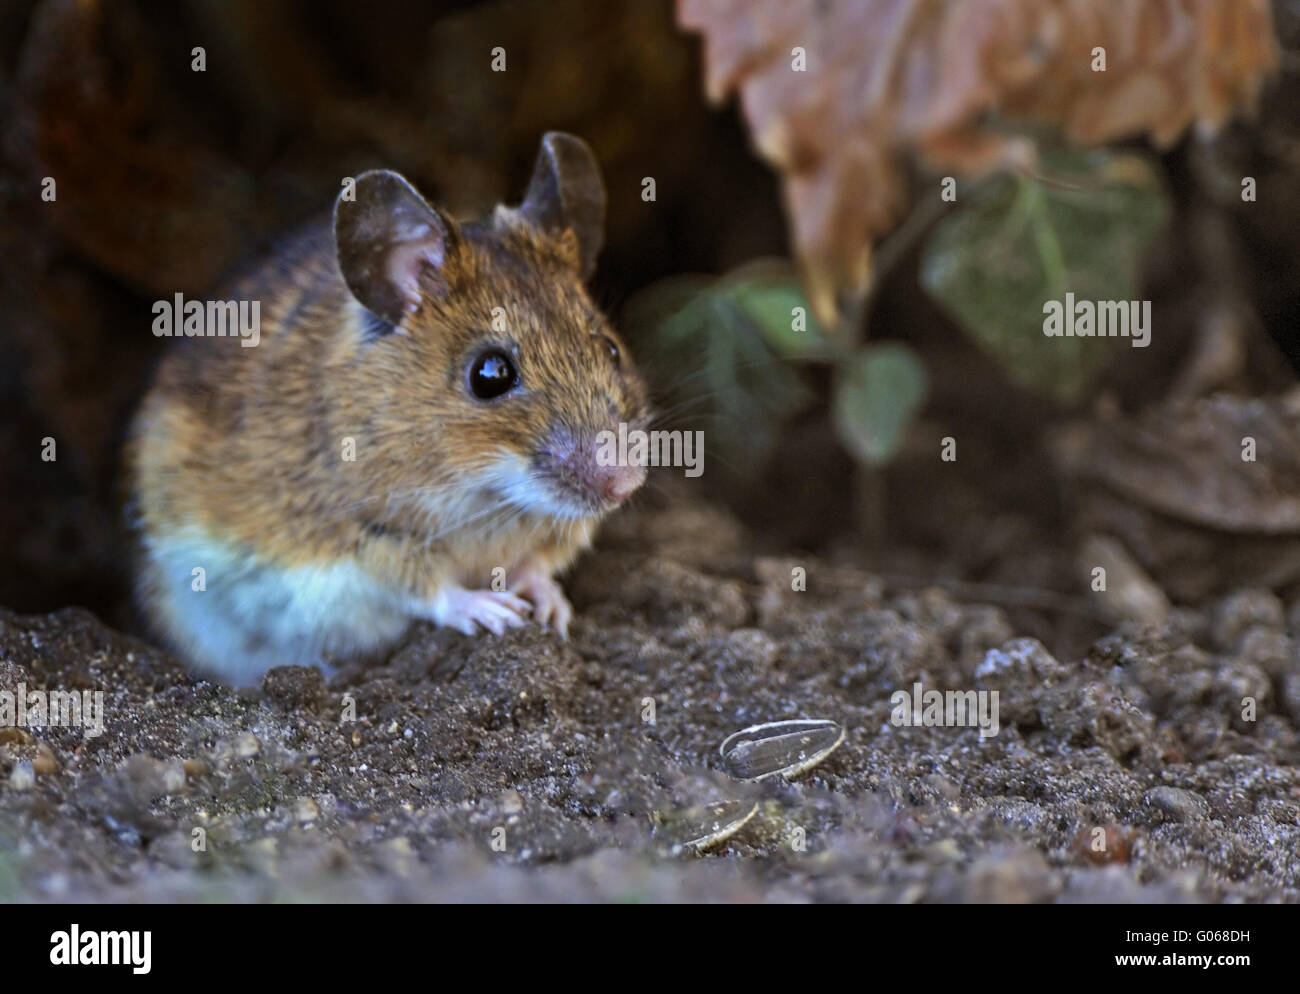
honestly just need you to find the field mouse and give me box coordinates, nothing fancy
[127,133,650,684]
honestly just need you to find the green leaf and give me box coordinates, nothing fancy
[728,279,832,360]
[832,343,928,466]
[621,270,816,479]
[919,148,1170,404]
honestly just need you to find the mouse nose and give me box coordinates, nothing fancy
[590,461,645,506]
[542,426,648,512]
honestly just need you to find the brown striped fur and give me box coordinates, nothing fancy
[127,136,650,681]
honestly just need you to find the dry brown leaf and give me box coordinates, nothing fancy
[678,0,1278,329]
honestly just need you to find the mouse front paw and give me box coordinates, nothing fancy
[424,587,532,637]
[508,563,573,638]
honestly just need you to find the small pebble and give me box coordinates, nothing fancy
[964,848,1057,903]
[1213,589,1284,649]
[975,638,1067,683]
[1072,824,1137,864]
[925,838,962,863]
[1235,627,1293,677]
[261,665,326,711]
[161,762,186,793]
[1280,673,1300,726]
[1144,786,1209,823]
[9,761,35,791]
[499,789,525,815]
[294,796,320,822]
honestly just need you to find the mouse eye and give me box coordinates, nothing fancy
[600,335,620,366]
[468,350,519,400]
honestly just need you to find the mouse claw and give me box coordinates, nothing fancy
[427,587,531,637]
[508,564,573,638]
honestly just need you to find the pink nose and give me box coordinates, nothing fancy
[591,462,645,505]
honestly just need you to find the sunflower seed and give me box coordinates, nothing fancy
[720,719,845,781]
[657,799,759,853]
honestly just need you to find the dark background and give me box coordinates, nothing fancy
[2,0,1299,648]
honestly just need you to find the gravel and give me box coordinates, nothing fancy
[0,498,1297,903]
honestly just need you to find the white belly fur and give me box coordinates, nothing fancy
[141,527,412,684]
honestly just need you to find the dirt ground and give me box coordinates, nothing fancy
[2,494,1298,904]
[2,0,1299,908]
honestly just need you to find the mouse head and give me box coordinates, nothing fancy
[333,133,650,522]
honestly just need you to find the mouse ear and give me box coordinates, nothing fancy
[333,170,459,327]
[519,132,606,281]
